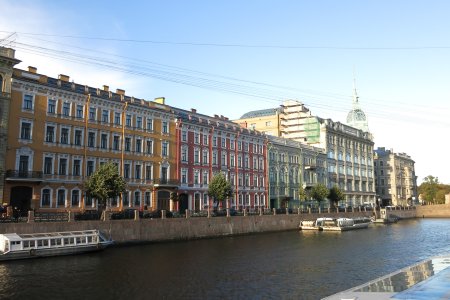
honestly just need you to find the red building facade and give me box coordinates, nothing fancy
[173,108,267,212]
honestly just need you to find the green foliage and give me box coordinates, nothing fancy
[419,175,439,203]
[418,175,450,204]
[328,185,345,207]
[84,162,127,207]
[299,185,307,201]
[310,183,329,203]
[208,173,233,207]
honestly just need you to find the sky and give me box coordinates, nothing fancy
[1,0,450,184]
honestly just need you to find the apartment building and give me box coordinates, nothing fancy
[374,147,418,206]
[236,99,376,206]
[267,135,326,209]
[174,108,267,211]
[0,47,178,213]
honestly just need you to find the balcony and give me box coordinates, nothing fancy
[153,178,180,188]
[5,170,44,182]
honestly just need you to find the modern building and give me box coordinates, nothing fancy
[266,135,326,209]
[0,47,178,213]
[374,147,418,206]
[174,108,267,212]
[237,99,376,206]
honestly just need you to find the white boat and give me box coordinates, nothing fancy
[322,217,371,231]
[0,230,113,261]
[300,217,371,231]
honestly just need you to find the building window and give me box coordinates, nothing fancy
[71,190,80,207]
[134,191,141,206]
[20,121,32,140]
[203,134,208,145]
[113,136,120,151]
[194,148,200,164]
[88,132,96,148]
[265,121,271,126]
[73,159,81,176]
[162,121,168,134]
[76,105,83,118]
[145,165,152,180]
[41,189,51,207]
[45,125,55,143]
[23,94,33,110]
[135,165,141,179]
[221,138,226,148]
[136,116,142,129]
[44,157,53,175]
[162,141,168,157]
[202,150,208,164]
[89,107,96,121]
[213,137,218,147]
[181,147,188,162]
[136,139,142,153]
[146,140,153,154]
[87,160,94,176]
[181,169,187,184]
[74,129,82,146]
[102,110,109,123]
[47,99,56,114]
[145,192,151,207]
[181,130,187,142]
[101,134,108,149]
[146,118,153,131]
[125,137,131,152]
[57,189,66,207]
[202,171,208,185]
[123,192,129,207]
[194,132,200,144]
[124,164,130,178]
[62,102,70,117]
[60,128,69,144]
[59,158,67,175]
[114,112,121,125]
[126,114,132,127]
[194,170,200,185]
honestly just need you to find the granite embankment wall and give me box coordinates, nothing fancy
[416,204,450,218]
[386,208,417,219]
[0,211,371,244]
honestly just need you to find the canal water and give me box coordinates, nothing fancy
[1,219,450,300]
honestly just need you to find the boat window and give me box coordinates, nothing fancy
[63,238,69,245]
[23,241,29,248]
[87,236,93,243]
[42,240,49,247]
[37,240,44,247]
[76,237,82,244]
[30,241,35,248]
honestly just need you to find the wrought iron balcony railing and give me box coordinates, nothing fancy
[5,170,44,181]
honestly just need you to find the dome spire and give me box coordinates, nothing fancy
[346,71,369,132]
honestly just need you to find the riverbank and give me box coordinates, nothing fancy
[0,212,372,244]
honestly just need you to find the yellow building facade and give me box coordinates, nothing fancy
[1,48,177,212]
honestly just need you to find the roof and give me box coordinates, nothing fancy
[240,107,280,119]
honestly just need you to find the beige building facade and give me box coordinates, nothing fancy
[0,47,178,213]
[374,147,418,206]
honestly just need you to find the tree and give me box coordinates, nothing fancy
[310,183,329,206]
[419,175,439,204]
[208,173,233,210]
[299,185,307,201]
[84,162,127,209]
[328,185,345,208]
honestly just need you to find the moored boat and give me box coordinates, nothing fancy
[300,217,371,231]
[0,230,113,261]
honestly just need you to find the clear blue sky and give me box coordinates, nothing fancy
[1,0,450,184]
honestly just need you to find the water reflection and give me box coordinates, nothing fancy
[0,219,450,300]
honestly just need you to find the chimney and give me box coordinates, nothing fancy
[103,85,109,92]
[191,108,197,113]
[28,66,37,73]
[116,89,125,95]
[154,97,165,104]
[58,74,70,82]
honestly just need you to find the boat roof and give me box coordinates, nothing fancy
[0,230,99,241]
